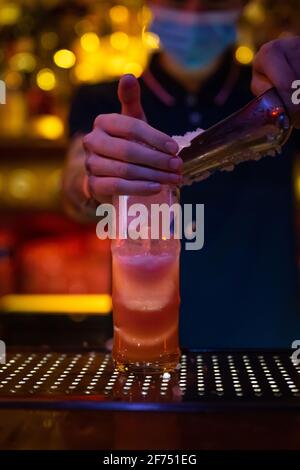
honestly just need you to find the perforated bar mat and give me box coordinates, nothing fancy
[0,351,300,411]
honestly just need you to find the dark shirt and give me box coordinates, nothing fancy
[69,51,300,348]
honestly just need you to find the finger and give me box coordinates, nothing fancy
[118,74,146,121]
[93,114,178,155]
[84,130,183,173]
[253,41,297,113]
[253,41,297,93]
[281,37,300,78]
[85,154,183,185]
[251,71,273,96]
[88,176,162,197]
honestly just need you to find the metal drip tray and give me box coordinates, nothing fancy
[0,350,300,411]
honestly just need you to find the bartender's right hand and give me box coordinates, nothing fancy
[83,74,182,199]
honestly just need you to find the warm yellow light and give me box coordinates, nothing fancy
[110,32,129,51]
[10,52,36,72]
[54,49,76,69]
[36,68,56,91]
[235,45,254,65]
[32,115,64,140]
[244,2,266,25]
[41,31,59,50]
[4,70,23,89]
[126,36,146,60]
[142,31,160,50]
[137,5,153,26]
[109,5,129,24]
[74,63,96,82]
[106,55,126,76]
[0,173,3,193]
[0,3,21,25]
[80,32,100,52]
[8,169,36,200]
[1,295,112,315]
[123,62,143,78]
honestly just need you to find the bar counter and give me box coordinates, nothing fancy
[1,348,300,450]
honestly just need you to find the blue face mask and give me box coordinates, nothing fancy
[150,6,240,71]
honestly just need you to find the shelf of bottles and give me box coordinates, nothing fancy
[0,0,159,141]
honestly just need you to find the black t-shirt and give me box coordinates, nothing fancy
[69,51,300,348]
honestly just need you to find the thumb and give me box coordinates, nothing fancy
[118,74,146,121]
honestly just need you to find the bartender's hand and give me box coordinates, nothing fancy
[83,74,182,199]
[252,36,300,128]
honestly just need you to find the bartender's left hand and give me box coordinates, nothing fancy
[252,36,300,128]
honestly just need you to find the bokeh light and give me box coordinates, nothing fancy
[36,68,56,91]
[32,115,64,140]
[0,2,21,25]
[54,49,76,69]
[110,31,129,50]
[80,33,100,52]
[244,2,266,25]
[0,2,159,142]
[8,169,36,200]
[109,5,129,24]
[9,53,36,73]
[4,71,23,90]
[235,45,255,65]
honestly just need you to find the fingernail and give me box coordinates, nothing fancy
[165,141,179,154]
[148,182,161,191]
[169,157,182,171]
[122,74,137,87]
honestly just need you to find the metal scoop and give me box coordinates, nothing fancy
[180,88,293,185]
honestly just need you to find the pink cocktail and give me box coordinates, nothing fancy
[112,187,181,373]
[112,252,180,371]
